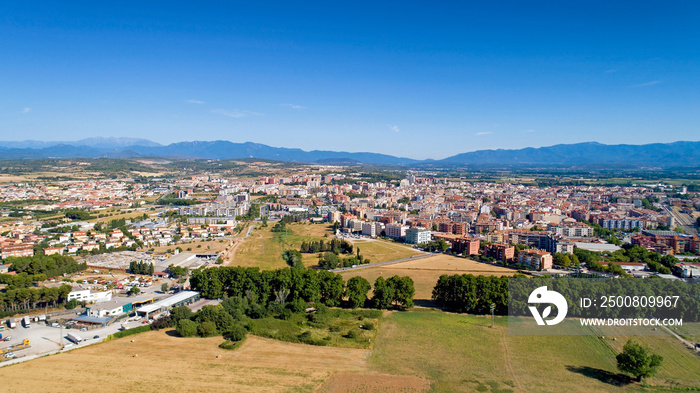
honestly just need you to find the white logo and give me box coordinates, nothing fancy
[528,286,568,326]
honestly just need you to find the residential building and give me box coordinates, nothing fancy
[406,227,432,244]
[518,249,553,270]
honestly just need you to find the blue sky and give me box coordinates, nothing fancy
[1,1,699,159]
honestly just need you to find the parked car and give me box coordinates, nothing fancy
[4,352,15,359]
[3,336,12,341]
[93,335,100,339]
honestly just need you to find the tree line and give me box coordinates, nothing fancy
[189,266,413,310]
[432,273,700,321]
[299,238,353,254]
[0,284,73,316]
[6,254,87,278]
[129,261,155,275]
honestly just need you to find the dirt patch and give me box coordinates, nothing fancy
[318,373,431,393]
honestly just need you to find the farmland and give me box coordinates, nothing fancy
[340,254,516,302]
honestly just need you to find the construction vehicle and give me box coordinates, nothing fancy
[0,339,30,355]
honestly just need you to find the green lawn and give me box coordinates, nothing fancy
[370,310,700,392]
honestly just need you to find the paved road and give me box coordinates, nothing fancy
[331,252,433,273]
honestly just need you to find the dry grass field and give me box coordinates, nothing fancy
[0,332,371,393]
[340,254,516,301]
[346,239,423,264]
[230,223,334,270]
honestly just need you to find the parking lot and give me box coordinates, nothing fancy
[0,318,144,367]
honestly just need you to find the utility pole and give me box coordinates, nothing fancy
[490,303,496,328]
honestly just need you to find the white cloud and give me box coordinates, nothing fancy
[475,131,492,136]
[211,109,262,118]
[389,125,400,133]
[281,103,305,110]
[629,80,662,88]
[186,99,205,104]
[20,107,31,114]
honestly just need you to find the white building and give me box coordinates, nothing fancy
[68,290,113,303]
[406,227,432,244]
[361,222,385,238]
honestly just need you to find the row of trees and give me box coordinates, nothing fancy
[189,266,414,310]
[129,261,155,275]
[432,273,700,321]
[0,284,73,315]
[432,274,511,314]
[299,238,353,254]
[6,254,87,278]
[0,272,49,289]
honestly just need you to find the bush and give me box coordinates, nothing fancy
[224,324,248,341]
[198,321,218,337]
[287,298,306,313]
[277,308,293,320]
[112,325,151,339]
[176,319,198,337]
[150,316,173,330]
[345,330,358,339]
[361,322,375,331]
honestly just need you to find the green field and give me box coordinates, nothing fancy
[230,223,423,270]
[370,310,700,392]
[231,223,335,269]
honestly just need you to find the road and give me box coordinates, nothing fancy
[331,252,432,273]
[219,223,257,264]
[663,205,698,236]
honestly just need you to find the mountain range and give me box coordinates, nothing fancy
[0,137,698,168]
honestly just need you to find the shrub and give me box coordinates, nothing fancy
[113,325,151,339]
[345,330,358,339]
[224,324,248,341]
[361,322,375,331]
[176,319,198,337]
[198,321,218,337]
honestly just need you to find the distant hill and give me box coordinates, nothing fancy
[0,139,698,167]
[437,141,700,167]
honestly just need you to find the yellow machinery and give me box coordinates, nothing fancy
[1,339,30,354]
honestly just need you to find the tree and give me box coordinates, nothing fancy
[197,321,218,337]
[129,286,140,296]
[176,319,198,337]
[170,305,194,323]
[346,276,371,308]
[388,275,415,308]
[371,277,394,309]
[161,283,169,293]
[616,339,663,382]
